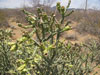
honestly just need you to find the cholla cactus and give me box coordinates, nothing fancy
[13,0,73,74]
[0,29,13,74]
[5,0,98,75]
[18,1,73,45]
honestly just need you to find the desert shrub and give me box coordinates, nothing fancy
[0,10,9,27]
[65,10,84,22]
[65,10,100,37]
[84,39,100,64]
[74,10,100,36]
[9,9,27,23]
[0,29,13,74]
[75,18,100,36]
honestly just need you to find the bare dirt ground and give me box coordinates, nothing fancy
[8,18,25,40]
[61,21,99,44]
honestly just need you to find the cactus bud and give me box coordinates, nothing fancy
[17,64,26,71]
[37,7,42,14]
[61,6,65,12]
[65,64,73,68]
[8,42,16,45]
[10,44,17,51]
[31,16,36,21]
[42,12,48,19]
[18,37,28,42]
[56,2,61,12]
[61,6,65,15]
[23,10,31,15]
[34,54,41,63]
[61,26,71,32]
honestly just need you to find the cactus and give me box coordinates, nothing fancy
[18,0,73,44]
[0,0,99,75]
[0,29,13,74]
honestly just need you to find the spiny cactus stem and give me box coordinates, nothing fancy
[44,28,65,42]
[66,0,71,9]
[61,15,65,24]
[56,29,60,43]
[43,32,57,42]
[84,54,89,73]
[50,34,53,44]
[33,39,40,46]
[56,22,61,42]
[65,10,74,17]
[1,42,11,72]
[50,21,54,44]
[34,62,44,75]
[35,28,41,43]
[55,18,59,24]
[41,24,45,40]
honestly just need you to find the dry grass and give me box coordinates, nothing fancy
[0,9,9,27]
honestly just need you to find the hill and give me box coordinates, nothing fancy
[0,8,100,43]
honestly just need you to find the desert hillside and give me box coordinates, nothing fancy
[5,9,100,44]
[8,17,99,44]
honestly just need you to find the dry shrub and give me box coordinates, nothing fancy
[0,9,9,27]
[74,10,100,37]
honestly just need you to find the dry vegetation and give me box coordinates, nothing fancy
[1,7,100,45]
[2,8,100,37]
[0,9,9,27]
